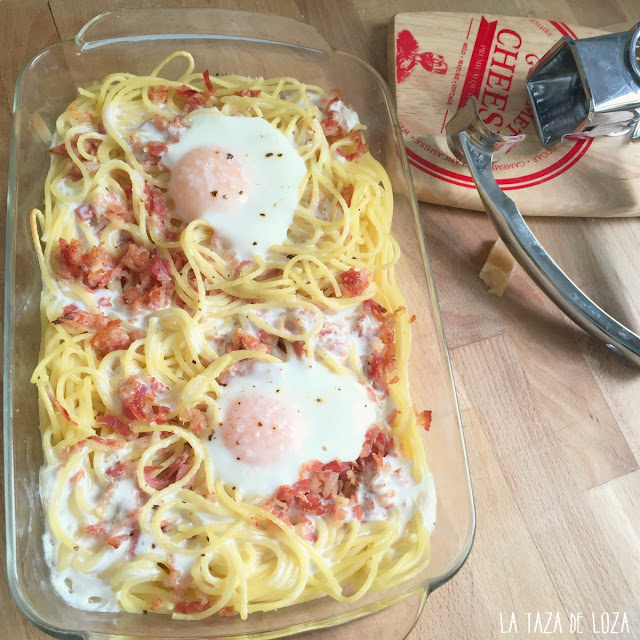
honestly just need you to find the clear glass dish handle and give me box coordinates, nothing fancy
[74,8,332,53]
[446,97,640,366]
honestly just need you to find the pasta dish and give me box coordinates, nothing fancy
[30,51,436,619]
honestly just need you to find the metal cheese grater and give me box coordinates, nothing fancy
[446,22,640,365]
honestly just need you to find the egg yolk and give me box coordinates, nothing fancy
[220,392,304,466]
[168,146,251,222]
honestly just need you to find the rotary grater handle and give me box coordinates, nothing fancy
[446,97,640,367]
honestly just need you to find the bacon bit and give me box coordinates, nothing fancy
[150,597,163,611]
[87,435,125,448]
[217,606,236,617]
[174,599,212,614]
[169,248,188,271]
[226,329,269,354]
[119,241,174,312]
[339,268,372,297]
[409,314,416,323]
[336,130,369,162]
[176,85,197,99]
[105,534,130,549]
[119,375,160,420]
[129,529,142,556]
[96,414,133,437]
[91,320,133,356]
[363,298,387,322]
[176,84,207,112]
[68,103,94,126]
[417,409,432,432]
[321,117,347,141]
[203,69,213,92]
[146,142,168,158]
[143,182,170,225]
[294,515,318,542]
[53,304,108,333]
[57,239,119,289]
[341,184,355,207]
[46,388,77,425]
[387,408,398,426]
[106,461,127,477]
[352,504,364,521]
[70,469,85,483]
[93,190,136,225]
[266,427,394,531]
[292,341,305,358]
[148,85,169,104]
[234,88,261,97]
[119,242,151,271]
[49,143,69,156]
[75,203,95,222]
[178,408,208,435]
[85,523,107,536]
[143,452,190,491]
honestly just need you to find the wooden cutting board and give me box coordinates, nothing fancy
[389,12,640,216]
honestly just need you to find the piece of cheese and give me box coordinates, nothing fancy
[479,238,516,296]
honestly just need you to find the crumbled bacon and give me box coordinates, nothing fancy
[417,409,432,432]
[175,84,208,112]
[234,88,261,97]
[85,523,107,536]
[75,203,95,222]
[118,242,174,312]
[226,329,270,354]
[292,341,305,358]
[92,190,136,225]
[363,298,387,322]
[70,469,85,483]
[105,461,127,477]
[336,130,369,162]
[49,143,69,156]
[150,597,163,611]
[46,387,78,425]
[68,103,94,126]
[91,320,133,356]
[87,435,125,448]
[341,184,355,207]
[148,85,169,103]
[129,529,142,556]
[57,239,119,289]
[264,427,394,532]
[178,408,208,435]
[203,69,213,92]
[174,599,212,614]
[143,451,191,491]
[366,303,399,393]
[53,304,109,333]
[144,183,168,218]
[105,534,130,549]
[96,414,133,437]
[339,268,372,297]
[119,375,161,420]
[321,117,347,140]
[146,142,168,158]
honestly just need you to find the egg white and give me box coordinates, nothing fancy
[207,359,377,498]
[163,112,306,261]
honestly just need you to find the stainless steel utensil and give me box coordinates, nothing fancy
[446,22,640,365]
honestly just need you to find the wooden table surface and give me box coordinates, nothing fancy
[1,1,639,639]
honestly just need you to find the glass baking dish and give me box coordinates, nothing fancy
[4,9,474,640]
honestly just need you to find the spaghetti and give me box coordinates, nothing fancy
[31,51,435,619]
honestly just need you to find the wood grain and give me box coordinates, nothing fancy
[1,1,639,639]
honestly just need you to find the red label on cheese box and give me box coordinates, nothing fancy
[390,12,640,216]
